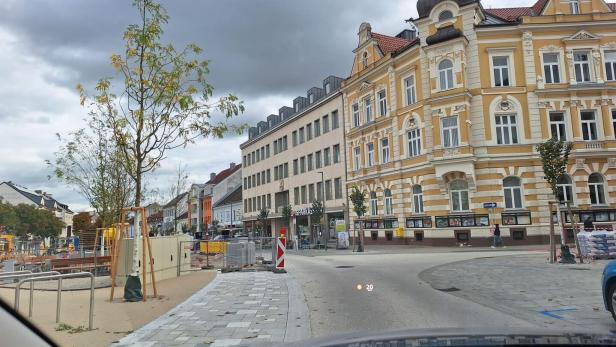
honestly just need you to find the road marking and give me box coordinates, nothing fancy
[538,308,577,320]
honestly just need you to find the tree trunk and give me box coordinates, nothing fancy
[357,218,364,252]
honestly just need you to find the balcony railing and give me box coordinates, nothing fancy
[584,141,605,150]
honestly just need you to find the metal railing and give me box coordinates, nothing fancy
[0,270,32,278]
[14,272,94,330]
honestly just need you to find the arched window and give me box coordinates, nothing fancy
[362,52,369,69]
[439,10,453,21]
[438,59,454,91]
[370,191,378,215]
[503,177,523,209]
[412,185,424,214]
[450,180,469,211]
[557,175,574,204]
[588,173,606,205]
[384,189,393,215]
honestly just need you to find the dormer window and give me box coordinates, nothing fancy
[309,94,314,103]
[439,10,453,21]
[570,0,580,14]
[325,83,331,94]
[295,104,299,112]
[362,52,368,69]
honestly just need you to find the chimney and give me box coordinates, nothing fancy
[230,162,236,169]
[210,173,216,181]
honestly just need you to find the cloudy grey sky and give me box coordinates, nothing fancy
[0,0,533,211]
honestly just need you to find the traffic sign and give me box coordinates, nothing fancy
[483,202,497,209]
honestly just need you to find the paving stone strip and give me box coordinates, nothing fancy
[114,271,310,347]
[419,254,615,332]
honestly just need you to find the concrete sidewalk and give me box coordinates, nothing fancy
[289,244,548,257]
[420,253,615,332]
[114,271,310,347]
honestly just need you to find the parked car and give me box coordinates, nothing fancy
[602,260,616,321]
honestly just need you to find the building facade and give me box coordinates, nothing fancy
[211,163,243,228]
[343,0,616,246]
[0,181,74,238]
[240,76,348,240]
[213,185,243,228]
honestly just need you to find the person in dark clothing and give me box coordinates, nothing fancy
[583,216,594,231]
[491,224,503,248]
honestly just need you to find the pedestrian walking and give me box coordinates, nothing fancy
[491,223,503,248]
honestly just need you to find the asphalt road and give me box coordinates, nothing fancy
[286,250,540,338]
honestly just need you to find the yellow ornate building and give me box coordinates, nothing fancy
[343,0,616,245]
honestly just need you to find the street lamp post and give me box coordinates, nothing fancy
[317,171,326,250]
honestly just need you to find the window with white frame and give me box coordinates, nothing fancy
[407,128,421,157]
[384,189,393,215]
[438,59,454,91]
[605,51,616,81]
[588,173,606,205]
[309,94,314,104]
[543,53,561,84]
[352,103,360,127]
[412,185,424,213]
[441,116,459,148]
[570,0,580,14]
[495,113,518,145]
[549,112,567,141]
[580,111,598,141]
[378,89,387,116]
[381,138,389,164]
[370,191,378,215]
[492,56,510,87]
[574,52,591,82]
[353,147,361,170]
[366,143,374,167]
[362,52,368,69]
[557,175,574,204]
[325,83,331,94]
[450,180,469,212]
[404,75,416,105]
[364,97,373,123]
[503,177,523,209]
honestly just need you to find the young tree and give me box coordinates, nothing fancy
[80,0,245,208]
[349,186,366,252]
[73,212,94,235]
[48,115,134,227]
[167,163,190,202]
[257,208,270,237]
[310,200,324,245]
[281,204,293,229]
[536,138,574,258]
[79,0,245,298]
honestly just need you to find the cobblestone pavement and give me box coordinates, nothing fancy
[114,270,309,347]
[420,254,616,332]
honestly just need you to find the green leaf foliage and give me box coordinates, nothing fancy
[536,138,573,198]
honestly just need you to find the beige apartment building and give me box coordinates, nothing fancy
[343,0,616,246]
[241,76,347,242]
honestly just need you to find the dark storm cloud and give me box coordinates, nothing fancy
[0,0,415,98]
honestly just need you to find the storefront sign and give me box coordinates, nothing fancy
[294,208,312,216]
[335,220,345,232]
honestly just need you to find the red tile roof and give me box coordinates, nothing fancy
[371,32,413,55]
[206,164,241,185]
[484,0,550,22]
